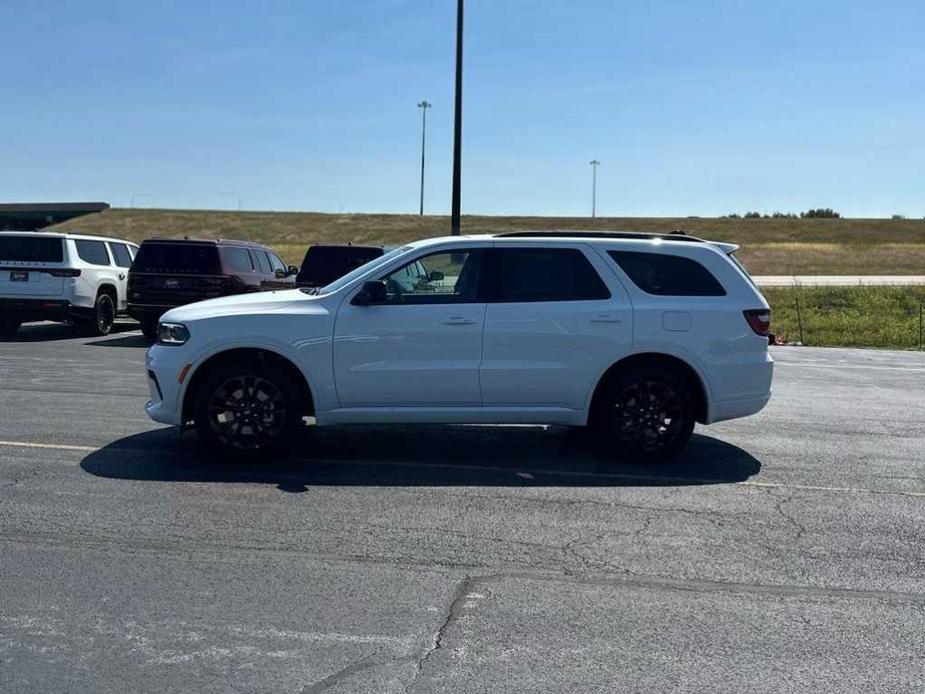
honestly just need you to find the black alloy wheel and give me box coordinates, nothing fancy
[595,370,695,461]
[194,360,301,453]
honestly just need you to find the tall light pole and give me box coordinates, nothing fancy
[417,101,431,215]
[589,160,600,218]
[450,0,464,235]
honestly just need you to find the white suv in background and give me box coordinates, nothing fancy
[0,231,138,337]
[145,231,773,460]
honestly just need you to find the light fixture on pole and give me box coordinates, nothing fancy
[589,160,600,218]
[450,0,464,235]
[417,101,431,216]
[218,192,242,211]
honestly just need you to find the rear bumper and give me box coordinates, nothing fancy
[0,297,72,321]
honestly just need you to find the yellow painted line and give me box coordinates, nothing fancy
[2,439,925,499]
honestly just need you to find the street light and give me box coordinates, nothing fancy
[589,160,600,218]
[417,101,431,215]
[218,192,242,211]
[450,0,464,235]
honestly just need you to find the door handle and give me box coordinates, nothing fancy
[119,273,126,280]
[442,317,477,326]
[590,314,623,323]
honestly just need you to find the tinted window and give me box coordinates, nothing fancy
[254,250,271,273]
[75,240,111,266]
[221,247,254,273]
[132,243,221,274]
[298,246,383,287]
[608,250,726,296]
[0,236,64,262]
[109,242,133,268]
[484,248,610,302]
[380,250,481,304]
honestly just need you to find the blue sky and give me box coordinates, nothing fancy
[2,0,923,217]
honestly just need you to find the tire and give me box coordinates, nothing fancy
[591,367,696,461]
[193,358,302,454]
[76,293,116,336]
[140,315,159,340]
[0,316,21,337]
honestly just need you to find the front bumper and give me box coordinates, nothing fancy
[145,344,190,426]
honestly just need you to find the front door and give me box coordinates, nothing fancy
[333,248,487,407]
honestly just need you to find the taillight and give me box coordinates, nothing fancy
[46,269,81,278]
[744,309,771,336]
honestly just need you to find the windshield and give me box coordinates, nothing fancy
[307,245,415,295]
[297,246,384,287]
[728,251,760,291]
[132,242,221,275]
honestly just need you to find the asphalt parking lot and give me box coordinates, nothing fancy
[2,323,925,693]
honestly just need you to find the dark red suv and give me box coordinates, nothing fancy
[127,238,297,338]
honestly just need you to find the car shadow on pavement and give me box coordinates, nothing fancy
[0,321,139,343]
[86,333,152,348]
[80,425,762,492]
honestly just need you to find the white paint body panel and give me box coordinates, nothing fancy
[145,234,773,429]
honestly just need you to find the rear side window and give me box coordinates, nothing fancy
[0,236,64,262]
[75,240,111,266]
[608,251,726,296]
[221,247,254,273]
[254,250,271,273]
[484,248,611,302]
[132,243,221,274]
[109,243,133,268]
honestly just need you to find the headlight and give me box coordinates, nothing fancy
[157,322,190,345]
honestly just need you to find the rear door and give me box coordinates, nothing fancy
[0,235,68,297]
[479,245,633,410]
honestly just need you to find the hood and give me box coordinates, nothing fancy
[161,289,313,323]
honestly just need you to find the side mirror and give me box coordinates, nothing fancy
[428,270,444,282]
[288,265,299,276]
[352,280,388,306]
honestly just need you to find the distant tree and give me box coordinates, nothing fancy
[771,212,798,219]
[744,211,762,219]
[724,213,741,219]
[891,214,905,220]
[800,208,841,219]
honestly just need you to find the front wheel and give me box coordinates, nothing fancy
[592,369,696,461]
[193,359,302,454]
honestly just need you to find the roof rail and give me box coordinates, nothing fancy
[493,230,704,243]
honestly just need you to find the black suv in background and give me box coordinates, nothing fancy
[128,238,297,338]
[295,244,383,289]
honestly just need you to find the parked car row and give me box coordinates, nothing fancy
[0,231,382,338]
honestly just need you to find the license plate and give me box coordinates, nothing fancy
[9,271,28,282]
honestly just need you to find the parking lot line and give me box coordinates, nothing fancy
[0,439,97,453]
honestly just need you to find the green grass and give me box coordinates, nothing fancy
[765,286,925,350]
[51,208,925,274]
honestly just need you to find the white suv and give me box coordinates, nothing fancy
[145,232,773,459]
[0,231,138,337]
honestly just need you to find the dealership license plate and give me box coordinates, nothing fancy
[9,271,28,282]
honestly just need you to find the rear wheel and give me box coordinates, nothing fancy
[0,316,21,337]
[193,358,302,454]
[592,368,695,461]
[76,293,115,336]
[140,315,159,340]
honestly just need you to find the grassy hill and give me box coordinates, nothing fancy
[51,208,925,275]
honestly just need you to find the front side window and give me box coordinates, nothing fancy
[221,247,254,273]
[75,240,111,266]
[267,252,287,274]
[483,248,611,302]
[109,242,133,268]
[608,250,726,296]
[380,250,481,304]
